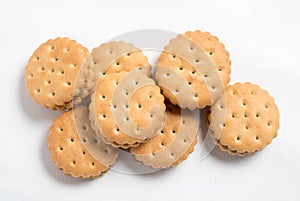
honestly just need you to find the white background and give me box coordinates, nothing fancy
[1,0,300,200]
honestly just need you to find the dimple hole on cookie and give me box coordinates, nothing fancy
[182,120,186,124]
[231,90,237,95]
[256,136,259,140]
[250,91,255,96]
[172,55,176,58]
[171,153,174,157]
[70,64,77,67]
[152,152,155,156]
[83,125,87,130]
[138,104,142,109]
[172,130,176,134]
[242,100,247,106]
[166,73,170,76]
[36,89,41,94]
[125,104,129,108]
[83,138,87,143]
[183,139,187,143]
[59,146,63,151]
[127,53,131,56]
[126,117,129,121]
[231,113,235,118]
[195,59,200,63]
[135,81,138,85]
[160,130,164,134]
[116,62,120,66]
[161,142,165,146]
[188,82,192,85]
[194,94,198,98]
[218,68,223,72]
[125,91,129,96]
[51,46,55,50]
[60,128,64,132]
[66,81,71,86]
[150,114,153,118]
[94,139,98,143]
[265,104,269,109]
[45,80,51,85]
[244,113,248,118]
[116,128,120,132]
[179,67,183,70]
[102,95,106,99]
[29,73,34,78]
[104,149,108,153]
[60,70,65,75]
[54,57,59,62]
[91,162,95,166]
[35,56,40,61]
[70,138,74,142]
[245,126,249,130]
[267,121,272,127]
[149,94,152,99]
[113,105,117,109]
[49,69,55,73]
[222,123,226,128]
[82,151,86,155]
[190,46,193,50]
[203,74,208,78]
[219,105,224,109]
[256,113,260,118]
[102,114,107,118]
[72,160,76,165]
[39,66,45,71]
[175,89,179,93]
[236,136,240,141]
[191,71,196,75]
[51,92,56,97]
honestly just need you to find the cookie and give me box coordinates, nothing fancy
[208,82,280,155]
[130,102,198,169]
[25,37,89,110]
[48,106,119,178]
[81,41,150,94]
[156,30,231,110]
[89,67,166,149]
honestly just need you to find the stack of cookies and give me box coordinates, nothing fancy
[25,30,280,179]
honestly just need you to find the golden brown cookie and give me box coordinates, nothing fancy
[89,67,166,149]
[156,30,231,110]
[130,102,198,169]
[208,82,280,155]
[82,41,150,94]
[25,37,89,110]
[48,106,119,178]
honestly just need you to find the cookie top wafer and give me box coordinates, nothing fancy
[156,30,231,110]
[48,106,119,178]
[89,67,166,149]
[82,41,151,94]
[25,37,89,110]
[209,82,280,155]
[130,102,198,169]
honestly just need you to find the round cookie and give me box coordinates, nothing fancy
[208,82,280,155]
[89,67,166,149]
[25,37,89,110]
[48,106,119,178]
[130,102,198,169]
[82,41,150,94]
[156,30,231,110]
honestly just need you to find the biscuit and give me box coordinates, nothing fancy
[130,102,198,169]
[208,82,280,155]
[48,106,119,178]
[89,67,166,149]
[25,37,89,110]
[156,30,231,110]
[81,41,150,94]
